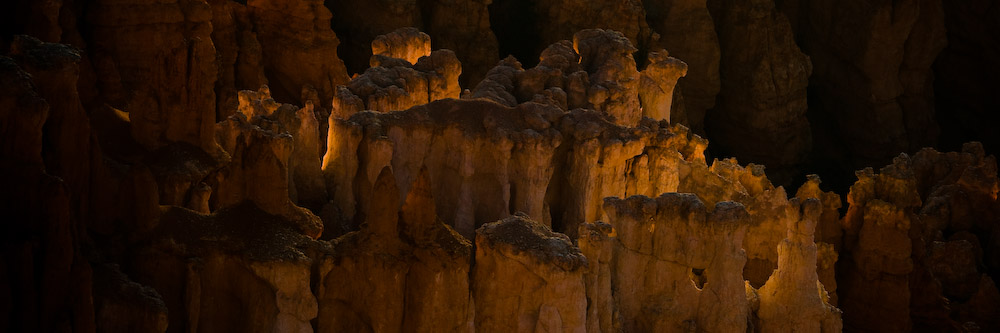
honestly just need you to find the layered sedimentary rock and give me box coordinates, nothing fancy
[5,0,1000,331]
[490,0,654,69]
[706,0,813,185]
[212,108,324,238]
[473,214,588,332]
[0,43,96,333]
[639,50,687,122]
[316,167,474,332]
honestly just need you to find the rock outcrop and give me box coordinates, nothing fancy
[315,167,473,332]
[473,214,588,332]
[327,0,497,86]
[604,194,750,332]
[328,29,462,120]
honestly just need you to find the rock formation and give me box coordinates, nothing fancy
[642,0,721,132]
[2,1,1000,332]
[327,0,498,86]
[473,213,588,332]
[315,167,474,332]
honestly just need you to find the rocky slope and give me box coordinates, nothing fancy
[1,0,999,332]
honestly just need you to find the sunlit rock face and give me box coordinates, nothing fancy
[3,0,1000,332]
[474,214,588,332]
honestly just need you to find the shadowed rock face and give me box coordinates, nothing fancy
[2,1,1000,332]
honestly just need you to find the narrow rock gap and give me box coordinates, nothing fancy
[488,0,543,68]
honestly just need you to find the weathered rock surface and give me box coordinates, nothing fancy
[4,1,1000,331]
[316,167,474,332]
[213,110,323,238]
[755,198,842,332]
[839,144,1000,331]
[604,194,750,332]
[327,0,497,87]
[643,0,721,132]
[129,203,319,333]
[786,0,948,174]
[247,0,350,105]
[87,0,220,153]
[706,0,813,185]
[328,29,462,120]
[473,213,587,332]
[639,50,687,122]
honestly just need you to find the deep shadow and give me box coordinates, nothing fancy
[488,0,542,68]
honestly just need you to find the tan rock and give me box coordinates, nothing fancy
[316,167,474,332]
[130,204,319,333]
[371,27,431,65]
[643,0,721,132]
[577,222,618,333]
[639,50,687,122]
[604,194,750,332]
[574,29,642,127]
[473,213,587,332]
[756,198,842,332]
[213,113,323,237]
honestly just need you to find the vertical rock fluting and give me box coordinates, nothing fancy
[473,214,588,332]
[0,41,97,333]
[706,0,813,185]
[603,194,750,332]
[577,222,617,333]
[315,167,474,332]
[87,0,220,153]
[247,0,350,105]
[207,0,267,119]
[788,0,947,171]
[213,110,323,238]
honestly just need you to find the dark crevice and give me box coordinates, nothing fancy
[488,0,542,68]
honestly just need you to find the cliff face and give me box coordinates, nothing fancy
[2,0,999,332]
